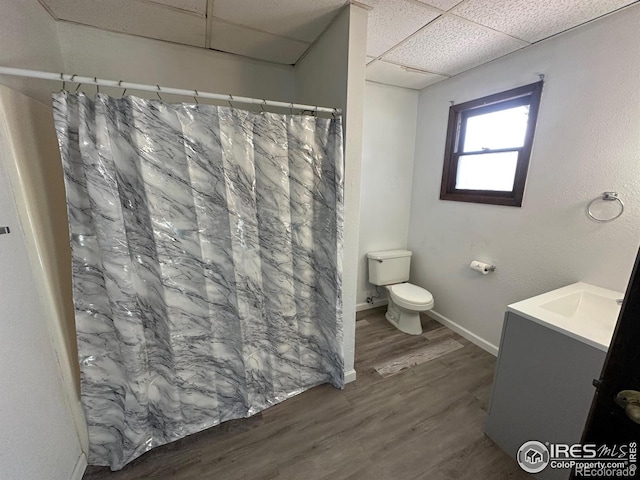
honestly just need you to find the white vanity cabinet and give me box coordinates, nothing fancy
[485,312,605,479]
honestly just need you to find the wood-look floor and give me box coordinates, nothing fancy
[83,308,530,480]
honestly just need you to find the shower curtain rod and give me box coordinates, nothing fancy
[0,66,341,114]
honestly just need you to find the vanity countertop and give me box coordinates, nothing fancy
[507,282,623,351]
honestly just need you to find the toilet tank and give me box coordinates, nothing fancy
[367,250,412,286]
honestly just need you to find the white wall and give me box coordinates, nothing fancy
[295,4,368,383]
[0,106,84,479]
[408,4,640,353]
[357,82,418,308]
[0,83,89,455]
[0,1,63,103]
[56,22,296,104]
[0,4,86,477]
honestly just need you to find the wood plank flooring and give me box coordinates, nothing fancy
[83,308,529,480]
[374,337,464,377]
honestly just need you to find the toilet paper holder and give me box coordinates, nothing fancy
[469,260,496,274]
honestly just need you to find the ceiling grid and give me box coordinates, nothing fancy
[37,0,639,90]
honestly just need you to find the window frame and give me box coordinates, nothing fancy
[439,81,544,207]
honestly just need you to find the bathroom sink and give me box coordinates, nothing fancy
[507,282,623,351]
[540,290,620,320]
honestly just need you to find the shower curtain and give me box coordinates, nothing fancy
[52,92,344,470]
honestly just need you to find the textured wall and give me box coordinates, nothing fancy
[357,82,418,307]
[0,100,83,479]
[0,85,78,387]
[408,4,640,351]
[0,84,89,453]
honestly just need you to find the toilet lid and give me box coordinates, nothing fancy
[388,283,433,307]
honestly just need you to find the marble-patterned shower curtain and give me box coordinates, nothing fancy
[52,92,344,470]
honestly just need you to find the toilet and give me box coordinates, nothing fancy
[367,249,434,335]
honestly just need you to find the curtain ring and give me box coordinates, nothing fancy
[228,94,234,109]
[118,80,126,98]
[193,89,199,105]
[260,99,267,113]
[75,82,82,93]
[95,77,99,95]
[289,103,294,115]
[65,74,77,94]
[156,85,163,101]
[60,73,65,92]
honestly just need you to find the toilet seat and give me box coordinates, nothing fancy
[387,283,434,310]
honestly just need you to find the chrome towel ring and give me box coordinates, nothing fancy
[587,192,624,222]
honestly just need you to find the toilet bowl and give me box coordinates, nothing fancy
[385,283,434,335]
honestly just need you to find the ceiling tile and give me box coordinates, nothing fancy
[384,15,528,75]
[366,60,448,89]
[210,20,309,64]
[144,0,207,16]
[415,0,464,11]
[212,0,345,43]
[44,0,206,46]
[360,0,441,57]
[451,0,637,43]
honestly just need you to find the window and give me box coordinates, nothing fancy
[440,81,543,207]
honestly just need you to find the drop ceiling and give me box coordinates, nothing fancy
[38,0,639,90]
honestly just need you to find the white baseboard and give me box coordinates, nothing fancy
[427,310,499,357]
[355,298,388,312]
[70,453,87,480]
[344,369,357,384]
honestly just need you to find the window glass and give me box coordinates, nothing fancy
[455,152,518,191]
[463,105,529,152]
